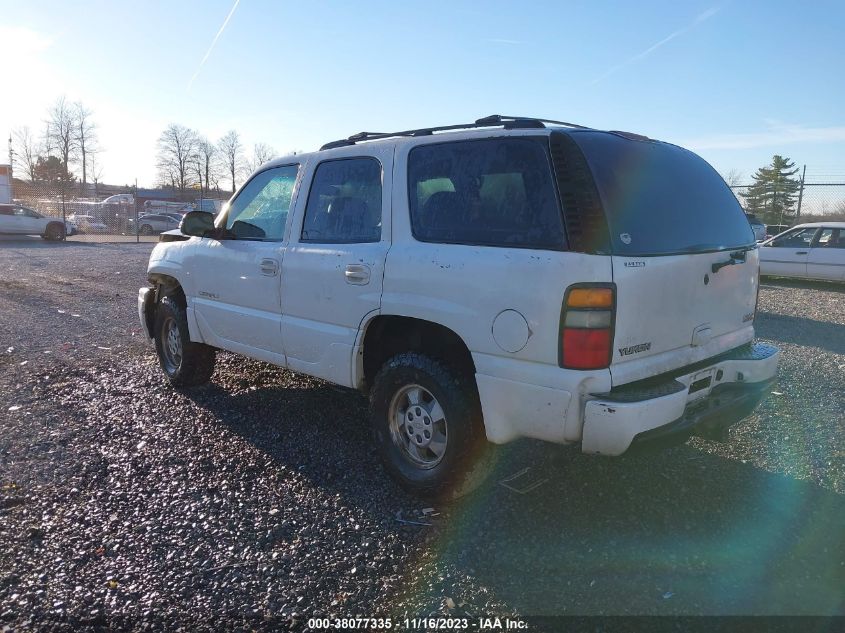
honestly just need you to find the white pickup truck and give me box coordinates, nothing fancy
[139,115,779,497]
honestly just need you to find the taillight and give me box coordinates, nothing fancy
[560,285,615,370]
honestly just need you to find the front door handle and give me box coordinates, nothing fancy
[260,258,280,276]
[795,251,808,255]
[345,264,371,285]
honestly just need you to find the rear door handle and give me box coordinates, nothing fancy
[345,264,371,285]
[795,251,808,255]
[260,258,280,276]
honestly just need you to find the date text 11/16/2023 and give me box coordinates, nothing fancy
[307,616,529,630]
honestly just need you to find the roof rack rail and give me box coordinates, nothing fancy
[319,115,591,150]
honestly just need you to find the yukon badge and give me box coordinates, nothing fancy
[618,342,652,356]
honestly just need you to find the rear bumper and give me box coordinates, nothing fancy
[628,378,773,452]
[582,342,779,456]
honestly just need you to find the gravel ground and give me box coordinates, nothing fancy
[0,238,843,630]
[65,235,158,244]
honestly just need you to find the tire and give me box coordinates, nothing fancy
[44,223,66,241]
[153,294,216,387]
[370,352,494,500]
[140,224,154,235]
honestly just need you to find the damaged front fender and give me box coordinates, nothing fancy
[138,287,156,340]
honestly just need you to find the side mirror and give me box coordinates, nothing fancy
[181,211,215,237]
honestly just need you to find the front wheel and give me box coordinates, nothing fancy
[370,352,494,500]
[139,224,154,235]
[153,294,216,387]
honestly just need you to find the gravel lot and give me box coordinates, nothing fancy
[1,237,843,629]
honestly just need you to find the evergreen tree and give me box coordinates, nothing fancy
[34,156,75,186]
[741,155,801,225]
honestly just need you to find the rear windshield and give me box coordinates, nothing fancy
[570,131,755,256]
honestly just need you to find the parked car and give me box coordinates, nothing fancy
[0,203,68,240]
[67,214,109,234]
[759,222,845,282]
[746,213,766,241]
[766,224,790,238]
[144,200,192,214]
[130,213,182,235]
[194,199,225,215]
[138,115,780,498]
[102,193,135,205]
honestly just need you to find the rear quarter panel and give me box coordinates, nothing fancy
[387,138,614,371]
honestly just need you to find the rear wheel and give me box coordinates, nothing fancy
[140,224,154,235]
[153,294,216,387]
[43,223,66,241]
[370,352,494,500]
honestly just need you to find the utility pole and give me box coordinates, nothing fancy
[795,164,806,221]
[135,178,139,244]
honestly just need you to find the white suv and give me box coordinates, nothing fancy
[0,203,68,240]
[139,115,779,497]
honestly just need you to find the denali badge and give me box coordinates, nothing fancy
[619,342,651,356]
[743,312,755,323]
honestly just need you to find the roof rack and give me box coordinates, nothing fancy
[319,114,591,150]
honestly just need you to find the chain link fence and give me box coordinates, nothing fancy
[9,180,229,242]
[729,183,845,227]
[10,177,844,243]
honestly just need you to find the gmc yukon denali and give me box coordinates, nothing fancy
[138,115,780,498]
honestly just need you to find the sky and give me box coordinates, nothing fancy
[2,0,845,189]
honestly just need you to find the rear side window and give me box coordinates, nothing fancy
[407,137,565,250]
[301,158,382,243]
[570,131,755,256]
[817,228,845,249]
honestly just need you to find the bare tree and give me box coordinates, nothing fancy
[46,96,79,183]
[74,102,98,195]
[90,153,104,197]
[722,169,744,188]
[192,136,219,199]
[245,142,277,174]
[156,124,198,197]
[42,122,54,158]
[11,126,40,181]
[218,130,243,194]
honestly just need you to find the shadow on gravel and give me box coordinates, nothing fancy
[434,444,845,616]
[761,278,845,295]
[0,236,141,249]
[182,380,402,503]
[756,311,845,354]
[181,379,845,617]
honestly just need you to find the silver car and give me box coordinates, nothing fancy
[134,213,182,235]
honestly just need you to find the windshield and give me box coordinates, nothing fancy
[570,131,755,256]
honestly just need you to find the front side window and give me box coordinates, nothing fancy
[772,227,817,248]
[224,164,299,240]
[301,158,382,243]
[408,137,565,249]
